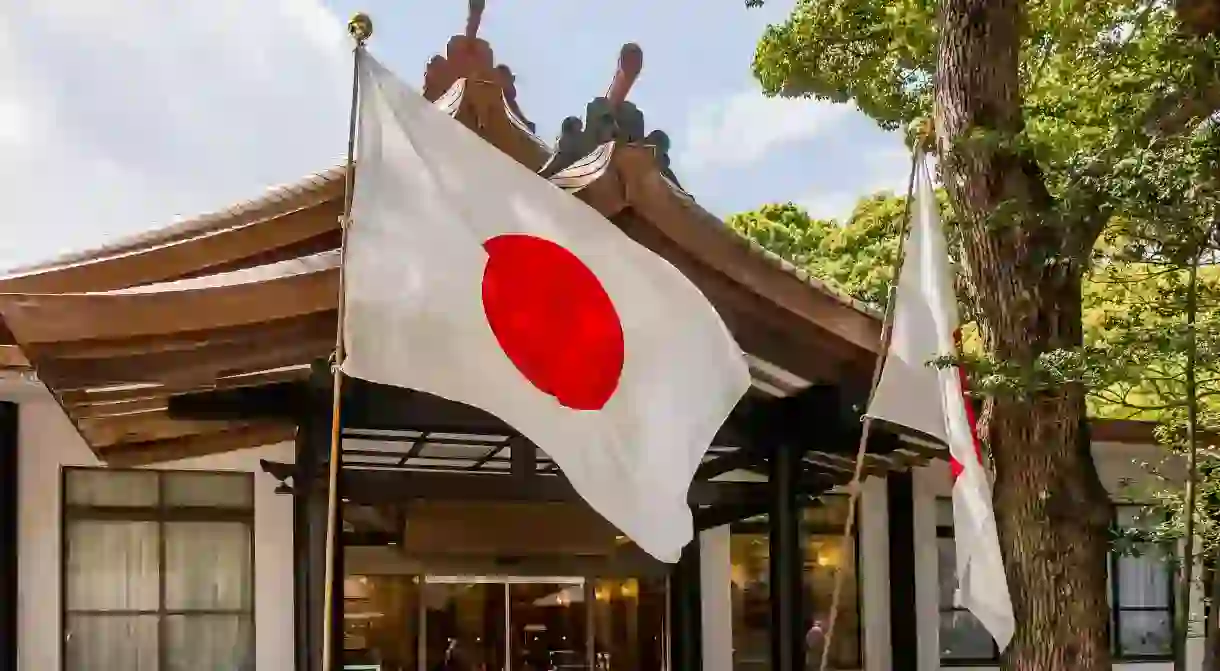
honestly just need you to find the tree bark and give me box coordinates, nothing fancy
[934,1,1115,670]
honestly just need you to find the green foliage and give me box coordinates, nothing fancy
[749,1,1213,150]
[727,191,940,309]
[729,191,1220,561]
[726,194,1220,420]
[742,0,1220,414]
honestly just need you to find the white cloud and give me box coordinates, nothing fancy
[0,0,352,270]
[795,146,911,221]
[676,89,851,172]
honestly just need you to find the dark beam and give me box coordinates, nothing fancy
[693,489,833,532]
[0,402,16,671]
[292,415,314,671]
[260,460,785,509]
[343,531,400,547]
[695,500,770,531]
[695,448,762,481]
[170,376,755,446]
[168,381,306,421]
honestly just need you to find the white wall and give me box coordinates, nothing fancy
[911,441,1203,671]
[12,390,296,671]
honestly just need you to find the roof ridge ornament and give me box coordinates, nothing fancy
[466,0,485,39]
[422,0,535,133]
[540,43,679,188]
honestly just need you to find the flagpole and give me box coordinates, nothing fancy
[818,148,922,671]
[320,13,371,671]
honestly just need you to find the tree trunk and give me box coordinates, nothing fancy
[934,1,1115,670]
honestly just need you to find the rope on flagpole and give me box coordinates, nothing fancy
[320,13,372,671]
[818,147,923,671]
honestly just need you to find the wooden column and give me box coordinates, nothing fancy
[0,402,16,671]
[329,470,345,671]
[887,472,918,671]
[293,412,318,671]
[668,534,703,671]
[307,481,329,671]
[769,442,805,671]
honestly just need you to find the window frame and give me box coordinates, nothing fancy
[935,506,1000,666]
[1110,503,1175,663]
[936,498,1177,666]
[728,495,866,670]
[59,467,257,671]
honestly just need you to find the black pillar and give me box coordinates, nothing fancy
[769,442,805,671]
[293,415,317,671]
[668,536,703,671]
[307,482,329,671]
[0,402,16,671]
[887,472,918,670]
[329,455,345,671]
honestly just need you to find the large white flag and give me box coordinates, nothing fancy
[867,158,1015,649]
[341,54,751,563]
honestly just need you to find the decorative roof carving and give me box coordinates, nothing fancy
[422,0,534,133]
[540,43,681,190]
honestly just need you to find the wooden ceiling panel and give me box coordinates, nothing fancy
[80,410,278,450]
[36,312,335,361]
[98,423,297,466]
[39,334,332,390]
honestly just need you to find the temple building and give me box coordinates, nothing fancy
[0,6,1202,671]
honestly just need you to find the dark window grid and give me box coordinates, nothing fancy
[60,468,256,671]
[935,501,1177,665]
[936,525,1000,666]
[1109,508,1175,662]
[729,502,866,669]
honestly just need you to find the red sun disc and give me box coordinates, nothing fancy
[481,234,625,410]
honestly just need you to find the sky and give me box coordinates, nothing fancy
[0,0,909,270]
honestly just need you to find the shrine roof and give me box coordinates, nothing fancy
[0,5,929,476]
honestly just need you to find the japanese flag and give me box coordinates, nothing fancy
[341,53,751,563]
[866,157,1015,649]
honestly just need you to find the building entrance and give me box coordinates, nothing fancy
[343,575,667,671]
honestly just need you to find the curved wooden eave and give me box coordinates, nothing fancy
[0,169,344,293]
[0,253,338,348]
[557,141,883,374]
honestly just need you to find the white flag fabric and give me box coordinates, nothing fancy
[341,54,751,563]
[866,158,1015,650]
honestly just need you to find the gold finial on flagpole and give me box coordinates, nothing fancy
[907,116,936,153]
[348,12,373,44]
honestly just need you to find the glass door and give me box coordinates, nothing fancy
[506,580,589,671]
[420,577,590,671]
[421,577,507,671]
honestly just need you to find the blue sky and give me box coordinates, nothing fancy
[0,0,909,269]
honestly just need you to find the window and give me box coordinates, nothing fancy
[936,499,998,664]
[729,496,862,670]
[937,499,1176,664]
[62,468,255,671]
[1111,504,1174,660]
